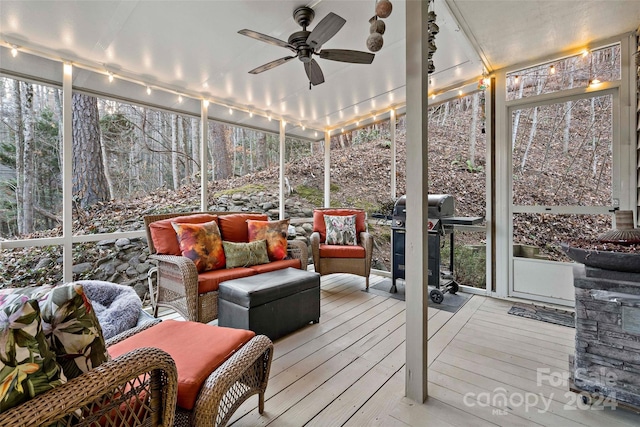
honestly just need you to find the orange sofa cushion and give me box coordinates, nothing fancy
[149,214,218,255]
[218,213,268,243]
[319,244,366,259]
[249,258,301,274]
[197,267,255,294]
[313,209,366,243]
[108,320,255,411]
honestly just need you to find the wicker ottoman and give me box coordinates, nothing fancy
[218,267,321,340]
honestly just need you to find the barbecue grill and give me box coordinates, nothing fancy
[391,194,483,303]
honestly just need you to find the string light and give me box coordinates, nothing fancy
[549,65,556,74]
[228,108,233,115]
[108,72,114,82]
[10,45,18,57]
[178,95,183,103]
[341,128,345,133]
[514,75,520,84]
[301,125,305,130]
[249,112,253,118]
[146,86,151,95]
[314,131,318,137]
[267,115,271,121]
[203,100,209,107]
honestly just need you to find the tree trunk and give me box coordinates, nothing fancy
[469,92,479,168]
[256,132,267,171]
[171,114,179,190]
[511,77,526,148]
[13,81,25,233]
[191,117,199,182]
[211,122,231,179]
[181,117,190,183]
[72,92,110,208]
[21,83,35,233]
[563,58,576,153]
[241,128,248,175]
[520,75,546,172]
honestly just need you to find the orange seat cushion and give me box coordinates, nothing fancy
[149,214,218,255]
[197,267,255,293]
[313,209,366,243]
[108,320,256,411]
[319,244,366,258]
[218,214,268,243]
[249,258,301,274]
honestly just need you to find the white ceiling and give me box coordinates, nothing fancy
[1,1,639,140]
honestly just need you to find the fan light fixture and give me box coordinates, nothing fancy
[239,6,375,87]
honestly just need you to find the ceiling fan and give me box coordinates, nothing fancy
[238,6,375,87]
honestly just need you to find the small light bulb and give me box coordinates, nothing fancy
[341,128,345,133]
[268,115,271,121]
[549,65,556,74]
[458,90,463,96]
[431,94,436,99]
[514,75,520,84]
[203,100,209,107]
[356,121,360,126]
[11,46,18,57]
[282,120,286,126]
[108,72,114,82]
[314,131,318,137]
[372,115,377,121]
[302,125,305,130]
[390,109,395,118]
[229,108,233,115]
[178,95,183,103]
[249,112,253,118]
[146,86,151,95]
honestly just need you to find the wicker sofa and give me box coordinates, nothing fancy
[144,212,308,323]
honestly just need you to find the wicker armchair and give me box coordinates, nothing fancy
[144,212,308,323]
[0,320,177,427]
[310,208,373,289]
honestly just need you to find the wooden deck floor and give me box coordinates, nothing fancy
[160,273,640,426]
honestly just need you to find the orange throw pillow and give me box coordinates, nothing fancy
[247,219,289,261]
[172,220,225,272]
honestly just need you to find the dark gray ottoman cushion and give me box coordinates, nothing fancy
[218,267,320,340]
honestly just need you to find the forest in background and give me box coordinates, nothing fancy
[0,42,630,288]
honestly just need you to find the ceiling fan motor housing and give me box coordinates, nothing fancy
[288,30,313,62]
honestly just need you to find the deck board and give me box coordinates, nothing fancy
[154,272,640,426]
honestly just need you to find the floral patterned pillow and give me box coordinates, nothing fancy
[37,283,110,380]
[222,240,270,268]
[0,296,66,412]
[0,285,109,382]
[172,220,226,272]
[247,219,289,261]
[324,214,358,245]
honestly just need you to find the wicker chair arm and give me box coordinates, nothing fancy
[0,347,178,427]
[360,231,374,273]
[287,239,308,270]
[149,253,199,295]
[106,317,162,346]
[309,231,321,267]
[192,335,273,426]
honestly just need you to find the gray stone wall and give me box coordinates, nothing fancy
[573,270,640,408]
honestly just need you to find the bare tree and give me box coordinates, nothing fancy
[171,114,179,190]
[469,92,479,168]
[210,122,231,179]
[72,93,110,208]
[21,83,35,233]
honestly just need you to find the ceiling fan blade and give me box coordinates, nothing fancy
[305,59,325,86]
[238,29,296,52]
[319,49,375,64]
[248,56,296,74]
[306,12,346,49]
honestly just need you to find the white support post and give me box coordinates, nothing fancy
[324,131,331,207]
[390,109,397,200]
[405,0,429,403]
[62,63,73,282]
[494,69,510,298]
[200,101,209,211]
[279,120,286,219]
